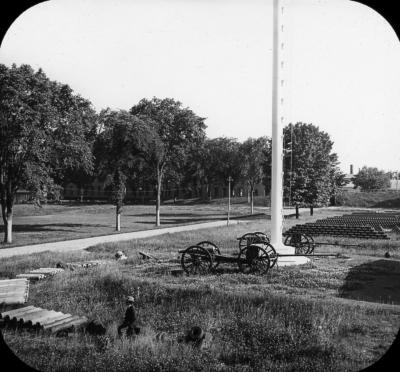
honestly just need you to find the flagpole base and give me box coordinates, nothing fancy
[271,241,310,267]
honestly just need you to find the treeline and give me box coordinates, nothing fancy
[1,64,344,242]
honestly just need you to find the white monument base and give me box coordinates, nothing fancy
[273,242,310,267]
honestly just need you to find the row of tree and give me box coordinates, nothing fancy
[0,63,389,243]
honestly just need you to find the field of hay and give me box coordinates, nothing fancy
[1,213,400,372]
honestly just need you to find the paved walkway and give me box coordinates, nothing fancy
[0,220,241,258]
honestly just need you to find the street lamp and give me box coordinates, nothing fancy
[227,176,233,225]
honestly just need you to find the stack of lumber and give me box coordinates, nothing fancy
[0,279,29,305]
[16,268,64,281]
[58,260,107,270]
[0,306,88,334]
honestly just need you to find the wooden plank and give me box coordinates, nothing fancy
[0,286,28,293]
[0,280,29,290]
[26,311,62,327]
[1,305,35,318]
[139,251,160,261]
[51,316,88,333]
[10,308,46,322]
[0,286,29,295]
[0,279,28,286]
[41,314,74,329]
[30,268,64,274]
[0,290,27,297]
[15,274,45,280]
[20,309,53,322]
[43,315,79,330]
[34,312,67,326]
[0,297,27,305]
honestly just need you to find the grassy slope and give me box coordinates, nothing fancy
[1,215,400,371]
[336,191,400,208]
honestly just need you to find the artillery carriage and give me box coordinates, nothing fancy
[179,231,321,275]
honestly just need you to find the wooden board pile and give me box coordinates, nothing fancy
[0,306,88,334]
[0,279,29,305]
[57,260,107,270]
[16,268,65,281]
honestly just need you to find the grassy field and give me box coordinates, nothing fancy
[1,214,400,371]
[3,198,397,248]
[0,202,268,248]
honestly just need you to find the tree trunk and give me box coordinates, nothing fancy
[250,188,254,215]
[6,210,12,243]
[156,189,161,226]
[156,167,162,227]
[1,201,6,242]
[1,188,13,243]
[295,205,299,219]
[310,205,313,216]
[116,207,121,231]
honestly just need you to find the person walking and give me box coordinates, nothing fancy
[117,296,139,337]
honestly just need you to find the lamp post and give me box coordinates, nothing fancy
[227,176,233,225]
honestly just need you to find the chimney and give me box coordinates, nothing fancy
[350,164,353,175]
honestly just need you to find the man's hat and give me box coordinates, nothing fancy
[189,326,204,340]
[126,296,135,303]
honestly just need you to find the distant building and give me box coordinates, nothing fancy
[341,164,358,191]
[390,174,399,191]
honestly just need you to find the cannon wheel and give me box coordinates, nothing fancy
[237,245,271,275]
[181,245,213,275]
[259,242,278,269]
[196,241,221,268]
[238,233,267,251]
[306,234,315,254]
[284,233,313,255]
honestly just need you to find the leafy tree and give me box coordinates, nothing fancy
[95,109,156,230]
[282,123,340,207]
[353,166,391,191]
[240,137,270,214]
[54,84,99,201]
[130,97,206,226]
[0,64,95,243]
[201,137,243,200]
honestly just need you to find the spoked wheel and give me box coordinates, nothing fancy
[258,242,278,269]
[238,233,265,251]
[196,241,221,268]
[181,246,213,275]
[237,245,271,275]
[284,233,313,255]
[305,234,315,254]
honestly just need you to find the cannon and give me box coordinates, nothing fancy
[180,242,272,275]
[283,232,315,254]
[179,232,342,276]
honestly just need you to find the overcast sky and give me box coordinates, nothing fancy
[1,0,399,174]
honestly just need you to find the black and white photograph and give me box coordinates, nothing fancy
[0,0,399,370]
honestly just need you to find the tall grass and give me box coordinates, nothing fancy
[5,265,393,371]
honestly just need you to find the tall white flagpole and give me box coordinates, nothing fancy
[270,0,309,264]
[270,0,286,250]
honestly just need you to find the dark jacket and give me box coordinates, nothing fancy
[123,305,136,325]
